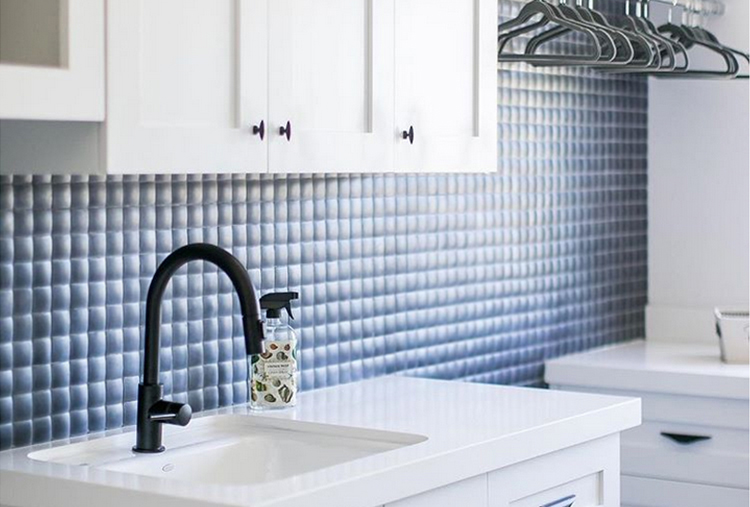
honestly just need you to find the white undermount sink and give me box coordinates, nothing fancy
[27,415,427,486]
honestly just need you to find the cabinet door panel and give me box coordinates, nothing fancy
[106,0,267,173]
[387,475,487,507]
[0,0,105,121]
[394,0,495,172]
[268,0,393,173]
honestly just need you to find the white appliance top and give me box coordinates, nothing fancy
[546,340,750,400]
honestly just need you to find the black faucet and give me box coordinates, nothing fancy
[133,243,265,453]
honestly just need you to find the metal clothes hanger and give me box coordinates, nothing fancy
[496,0,744,78]
[609,0,664,69]
[656,0,739,77]
[694,28,749,78]
[602,0,690,73]
[524,0,639,66]
[497,0,604,64]
[679,2,748,78]
[522,0,622,65]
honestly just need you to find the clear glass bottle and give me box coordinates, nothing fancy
[249,292,299,409]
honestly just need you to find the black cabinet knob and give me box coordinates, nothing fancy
[279,121,292,141]
[402,125,414,144]
[252,120,265,140]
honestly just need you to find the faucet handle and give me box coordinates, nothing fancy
[148,400,192,427]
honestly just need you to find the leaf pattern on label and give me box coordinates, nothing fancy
[279,385,293,403]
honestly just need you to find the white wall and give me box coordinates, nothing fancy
[647,0,750,343]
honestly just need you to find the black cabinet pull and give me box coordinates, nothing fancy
[402,125,414,144]
[252,120,265,140]
[541,494,575,507]
[279,121,292,141]
[660,432,712,445]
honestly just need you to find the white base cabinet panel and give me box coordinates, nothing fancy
[387,475,487,507]
[489,436,619,507]
[385,436,621,507]
[622,475,750,507]
[621,421,749,489]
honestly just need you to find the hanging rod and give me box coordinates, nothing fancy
[645,0,725,16]
[505,0,726,17]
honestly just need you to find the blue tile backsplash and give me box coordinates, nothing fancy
[0,43,648,450]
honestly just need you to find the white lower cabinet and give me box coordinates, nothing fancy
[621,420,749,489]
[621,475,750,507]
[545,342,750,507]
[384,436,620,507]
[387,475,488,507]
[489,436,619,507]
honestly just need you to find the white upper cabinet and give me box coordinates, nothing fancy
[105,0,268,174]
[0,0,497,174]
[267,0,394,173]
[0,0,105,121]
[394,0,496,173]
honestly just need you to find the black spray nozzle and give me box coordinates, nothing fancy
[260,291,299,319]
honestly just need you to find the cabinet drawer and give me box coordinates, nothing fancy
[386,475,487,507]
[549,385,749,430]
[509,472,600,507]
[622,475,749,507]
[489,435,619,507]
[622,421,749,488]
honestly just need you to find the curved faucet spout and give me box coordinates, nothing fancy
[142,243,265,385]
[134,243,265,453]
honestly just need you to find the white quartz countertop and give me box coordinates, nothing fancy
[0,376,640,507]
[546,340,750,400]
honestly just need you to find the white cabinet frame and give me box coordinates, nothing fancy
[0,0,105,121]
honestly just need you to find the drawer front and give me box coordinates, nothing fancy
[622,475,749,507]
[550,385,749,430]
[509,473,600,507]
[622,421,749,488]
[489,435,619,507]
[386,475,487,507]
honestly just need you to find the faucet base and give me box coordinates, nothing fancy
[132,445,165,453]
[133,383,166,453]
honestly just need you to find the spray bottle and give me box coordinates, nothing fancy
[249,292,299,409]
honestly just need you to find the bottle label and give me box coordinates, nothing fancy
[263,360,294,378]
[250,338,297,408]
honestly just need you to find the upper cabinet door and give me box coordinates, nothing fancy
[105,0,268,174]
[267,0,394,173]
[394,0,496,173]
[0,0,105,121]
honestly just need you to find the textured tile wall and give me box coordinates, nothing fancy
[0,6,648,451]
